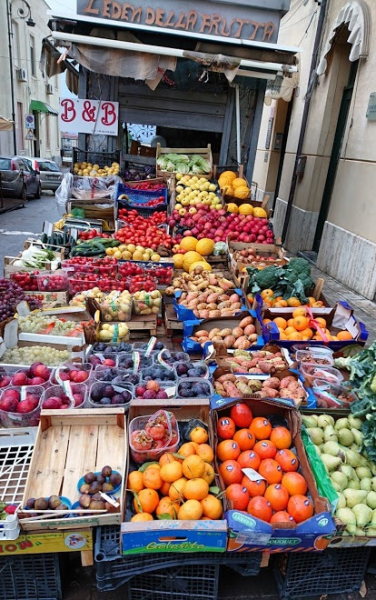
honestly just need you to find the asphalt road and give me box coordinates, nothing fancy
[0,193,61,273]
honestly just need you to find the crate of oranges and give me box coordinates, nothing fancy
[211,396,336,553]
[121,398,227,555]
[260,302,368,350]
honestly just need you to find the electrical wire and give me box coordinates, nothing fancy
[280,0,307,28]
[298,8,318,46]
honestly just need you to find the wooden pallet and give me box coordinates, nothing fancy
[164,304,183,338]
[127,313,158,337]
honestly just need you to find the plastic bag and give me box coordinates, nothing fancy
[301,426,338,514]
[55,172,73,216]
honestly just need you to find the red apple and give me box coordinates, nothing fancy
[29,377,46,386]
[3,389,20,401]
[0,375,11,388]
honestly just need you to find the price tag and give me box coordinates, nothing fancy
[156,350,174,371]
[20,387,27,401]
[165,386,176,398]
[144,337,157,357]
[242,468,266,482]
[132,352,140,373]
[62,380,75,405]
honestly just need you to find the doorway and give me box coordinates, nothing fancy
[313,60,358,252]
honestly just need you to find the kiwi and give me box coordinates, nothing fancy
[83,471,96,484]
[101,465,112,478]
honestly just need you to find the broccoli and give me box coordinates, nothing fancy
[247,265,280,293]
[246,257,314,302]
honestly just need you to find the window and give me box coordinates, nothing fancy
[17,102,24,152]
[0,159,11,170]
[12,22,20,68]
[38,161,60,172]
[30,36,35,77]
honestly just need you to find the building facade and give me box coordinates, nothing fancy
[253,0,376,300]
[0,0,60,161]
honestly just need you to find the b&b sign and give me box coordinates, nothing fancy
[59,98,119,136]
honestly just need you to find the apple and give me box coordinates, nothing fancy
[73,393,84,407]
[0,397,18,412]
[30,363,50,380]
[29,377,46,386]
[103,359,116,367]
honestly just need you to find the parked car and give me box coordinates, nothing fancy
[0,156,41,200]
[23,157,63,192]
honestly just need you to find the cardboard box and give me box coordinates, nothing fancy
[23,291,70,308]
[156,144,213,179]
[121,398,227,555]
[173,288,246,322]
[18,409,126,531]
[3,254,63,278]
[211,396,336,552]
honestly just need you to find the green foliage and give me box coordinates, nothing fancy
[246,257,314,302]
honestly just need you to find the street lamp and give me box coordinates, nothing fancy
[6,0,35,155]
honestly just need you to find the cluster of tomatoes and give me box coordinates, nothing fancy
[129,182,166,191]
[63,257,118,277]
[10,271,39,291]
[78,229,112,241]
[116,210,173,251]
[217,403,313,525]
[130,196,165,207]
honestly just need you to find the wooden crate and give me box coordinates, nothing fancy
[156,144,213,179]
[164,303,183,337]
[18,409,126,531]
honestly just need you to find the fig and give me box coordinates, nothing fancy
[102,482,114,493]
[34,497,48,510]
[79,494,91,508]
[101,465,112,477]
[48,495,62,509]
[109,472,122,487]
[96,474,106,485]
[91,493,103,502]
[80,483,90,494]
[89,481,102,494]
[56,503,69,511]
[26,497,35,509]
[84,471,96,484]
[89,500,106,510]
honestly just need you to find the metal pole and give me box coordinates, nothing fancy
[6,0,17,155]
[235,85,241,165]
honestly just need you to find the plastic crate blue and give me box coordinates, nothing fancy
[0,553,61,600]
[273,547,371,600]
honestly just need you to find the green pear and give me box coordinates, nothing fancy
[348,415,363,430]
[323,441,344,459]
[317,414,335,429]
[330,471,348,491]
[320,454,342,472]
[343,489,367,508]
[339,464,359,481]
[338,429,354,447]
[302,415,319,428]
[360,478,372,492]
[347,479,360,490]
[334,418,350,431]
[336,492,346,509]
[356,466,372,480]
[366,491,376,510]
[353,504,373,528]
[307,427,324,445]
[336,507,356,534]
[351,428,364,447]
[371,477,376,492]
[324,425,338,443]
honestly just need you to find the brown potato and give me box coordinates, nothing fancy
[223,335,236,348]
[219,328,232,337]
[208,328,221,340]
[244,324,256,336]
[239,316,254,328]
[232,327,244,339]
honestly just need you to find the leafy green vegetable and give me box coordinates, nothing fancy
[246,257,314,302]
[157,153,210,174]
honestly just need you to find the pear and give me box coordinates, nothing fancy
[335,418,350,431]
[317,414,335,429]
[322,441,343,458]
[330,471,348,491]
[342,448,363,468]
[324,426,338,443]
[371,477,376,492]
[366,491,376,510]
[315,445,322,456]
[331,482,342,493]
[371,509,376,527]
[348,415,363,430]
[338,429,354,447]
[356,527,367,536]
[336,507,356,534]
[307,427,324,445]
[336,492,346,509]
[339,464,359,481]
[356,466,372,480]
[343,489,367,509]
[366,527,376,537]
[321,454,342,472]
[302,415,318,428]
[360,478,372,492]
[351,428,364,447]
[347,479,360,490]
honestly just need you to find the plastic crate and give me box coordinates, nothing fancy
[0,553,61,600]
[73,148,120,168]
[273,547,371,600]
[116,183,167,205]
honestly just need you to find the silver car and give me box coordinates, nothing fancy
[0,156,41,200]
[23,157,63,193]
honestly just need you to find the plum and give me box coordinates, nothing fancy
[103,385,115,399]
[188,369,201,378]
[121,390,132,402]
[155,342,165,350]
[100,397,111,405]
[111,394,126,405]
[156,390,168,399]
[143,390,157,399]
[175,364,188,376]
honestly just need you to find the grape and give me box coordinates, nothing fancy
[0,278,42,317]
[2,346,71,366]
[18,316,82,336]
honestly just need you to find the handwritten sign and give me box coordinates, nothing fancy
[76,0,279,43]
[58,98,119,136]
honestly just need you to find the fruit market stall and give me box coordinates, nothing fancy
[0,159,374,600]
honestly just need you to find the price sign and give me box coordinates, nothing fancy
[59,98,119,136]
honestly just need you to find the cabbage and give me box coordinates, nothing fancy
[176,163,189,174]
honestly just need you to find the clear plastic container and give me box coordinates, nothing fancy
[133,288,161,314]
[177,378,214,399]
[91,341,133,354]
[43,383,87,409]
[299,363,344,388]
[295,350,334,367]
[140,366,177,384]
[129,410,179,463]
[312,382,358,409]
[0,385,44,428]
[87,353,118,369]
[135,381,176,400]
[291,344,334,356]
[153,350,190,368]
[174,361,209,380]
[133,340,166,352]
[50,362,93,386]
[0,365,52,388]
[88,381,134,408]
[94,365,140,387]
[99,294,132,322]
[117,352,153,371]
[37,269,69,292]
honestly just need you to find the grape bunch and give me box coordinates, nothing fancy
[0,278,41,320]
[1,346,71,366]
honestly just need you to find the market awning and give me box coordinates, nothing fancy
[29,100,59,115]
[0,116,14,131]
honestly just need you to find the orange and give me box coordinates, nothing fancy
[178,499,203,520]
[337,330,353,341]
[183,478,209,501]
[270,511,296,525]
[127,471,144,493]
[301,328,313,340]
[196,443,214,463]
[189,426,208,444]
[282,472,308,496]
[270,426,292,450]
[201,463,215,485]
[142,467,163,490]
[292,316,310,331]
[160,461,184,483]
[253,440,277,460]
[275,449,299,472]
[130,512,154,522]
[278,327,286,336]
[279,332,288,340]
[160,481,171,496]
[288,332,303,341]
[156,497,180,519]
[287,495,314,523]
[247,496,273,522]
[307,297,316,306]
[226,483,250,511]
[241,475,266,498]
[134,488,160,514]
[219,460,243,486]
[217,417,236,440]
[182,454,206,479]
[217,439,241,462]
[287,297,300,307]
[237,450,261,470]
[264,484,289,511]
[263,318,272,324]
[258,459,283,484]
[169,477,187,502]
[261,289,274,299]
[249,417,272,440]
[233,429,255,451]
[178,442,197,458]
[201,494,223,520]
[315,317,327,328]
[284,327,297,336]
[292,307,307,318]
[275,299,288,307]
[287,318,295,328]
[159,452,178,467]
[273,317,287,330]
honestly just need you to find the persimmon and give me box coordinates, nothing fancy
[258,459,283,484]
[247,496,273,522]
[230,403,253,428]
[253,440,277,460]
[217,416,236,440]
[233,428,255,451]
[219,460,243,486]
[270,511,296,525]
[282,472,308,496]
[237,450,261,470]
[241,476,266,498]
[264,484,289,511]
[226,484,250,511]
[217,439,241,462]
[275,449,299,472]
[270,426,292,450]
[287,495,314,523]
[249,417,272,440]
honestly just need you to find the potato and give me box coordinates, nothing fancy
[261,388,279,398]
[232,327,244,339]
[195,330,209,337]
[231,303,241,310]
[229,293,240,303]
[219,328,232,337]
[209,328,221,340]
[209,310,221,318]
[207,293,220,303]
[239,316,253,328]
[244,324,256,336]
[199,310,210,319]
[266,377,281,390]
[207,303,218,311]
[223,335,236,348]
[233,336,252,350]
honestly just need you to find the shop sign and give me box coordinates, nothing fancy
[59,98,119,136]
[76,0,281,43]
[0,529,93,555]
